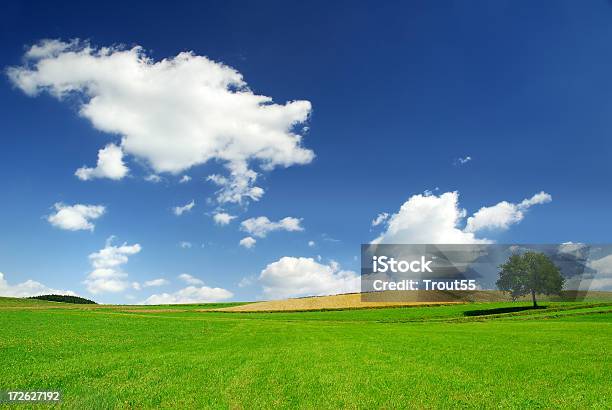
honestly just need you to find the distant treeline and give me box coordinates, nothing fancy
[28,294,97,304]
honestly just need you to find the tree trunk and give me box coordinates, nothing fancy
[531,289,537,308]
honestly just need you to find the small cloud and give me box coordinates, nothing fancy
[75,144,129,181]
[207,168,265,204]
[173,200,195,216]
[145,174,162,183]
[179,241,192,249]
[238,276,255,288]
[213,212,236,226]
[178,273,204,285]
[371,212,389,227]
[47,203,106,231]
[142,285,233,304]
[308,240,316,247]
[321,233,341,243]
[179,175,191,183]
[454,156,472,166]
[143,278,169,287]
[84,236,142,294]
[240,216,303,238]
[239,237,256,249]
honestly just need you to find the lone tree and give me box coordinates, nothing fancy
[496,251,565,307]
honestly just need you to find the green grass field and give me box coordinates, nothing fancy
[1,297,611,408]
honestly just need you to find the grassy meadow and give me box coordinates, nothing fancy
[0,297,611,408]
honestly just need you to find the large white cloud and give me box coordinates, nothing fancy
[47,203,106,231]
[143,285,233,304]
[258,257,360,299]
[373,191,551,244]
[8,39,314,203]
[75,143,128,181]
[373,192,488,244]
[0,271,76,298]
[241,216,303,238]
[84,237,141,294]
[465,191,551,233]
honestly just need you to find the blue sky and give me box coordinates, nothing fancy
[1,1,612,303]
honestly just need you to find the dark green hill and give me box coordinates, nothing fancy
[28,294,96,304]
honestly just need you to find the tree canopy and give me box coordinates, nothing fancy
[28,294,97,304]
[496,251,565,307]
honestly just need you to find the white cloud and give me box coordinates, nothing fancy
[589,278,612,290]
[75,143,128,181]
[173,200,195,216]
[0,271,76,297]
[179,175,191,183]
[142,285,233,305]
[9,39,314,203]
[454,156,472,165]
[238,276,255,288]
[465,191,552,233]
[239,236,256,249]
[518,191,552,208]
[178,273,204,285]
[588,255,612,275]
[587,255,612,291]
[241,216,303,238]
[179,241,192,249]
[144,174,162,183]
[308,240,316,247]
[207,164,265,204]
[143,278,169,287]
[258,257,360,299]
[24,39,75,60]
[373,192,488,244]
[558,242,588,256]
[84,237,141,294]
[213,212,236,226]
[321,233,341,243]
[371,212,389,227]
[47,203,106,231]
[465,202,522,233]
[373,191,551,244]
